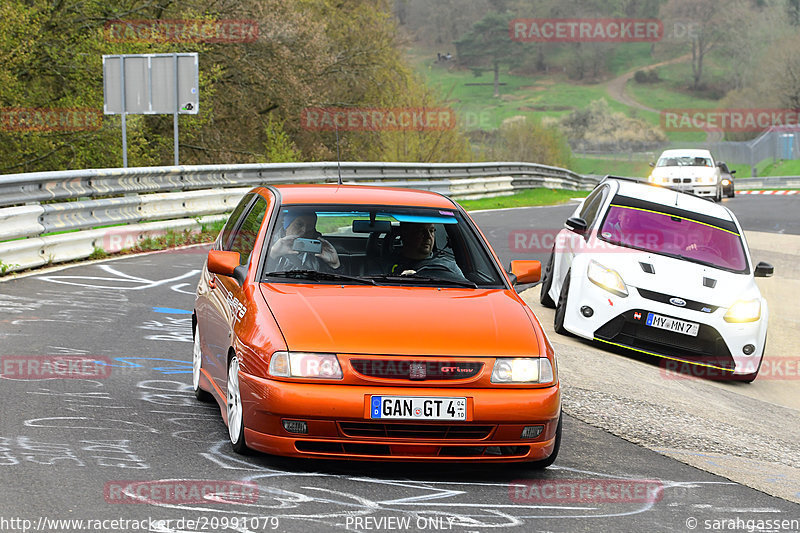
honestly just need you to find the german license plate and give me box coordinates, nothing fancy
[370,396,466,420]
[646,312,699,337]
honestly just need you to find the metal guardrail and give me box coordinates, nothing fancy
[0,161,599,274]
[0,162,594,207]
[734,176,800,190]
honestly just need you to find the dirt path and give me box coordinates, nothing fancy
[604,53,690,113]
[604,53,722,142]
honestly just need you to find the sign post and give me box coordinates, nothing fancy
[103,53,199,167]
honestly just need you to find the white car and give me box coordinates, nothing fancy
[539,177,774,381]
[648,148,723,201]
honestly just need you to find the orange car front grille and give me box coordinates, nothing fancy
[339,422,494,440]
[349,359,483,380]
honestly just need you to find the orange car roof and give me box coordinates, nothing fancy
[258,184,458,209]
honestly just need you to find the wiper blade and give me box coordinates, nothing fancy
[366,274,478,289]
[676,256,723,270]
[263,270,375,285]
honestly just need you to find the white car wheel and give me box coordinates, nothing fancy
[227,355,248,453]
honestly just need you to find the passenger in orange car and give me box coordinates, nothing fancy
[386,222,467,281]
[268,209,341,271]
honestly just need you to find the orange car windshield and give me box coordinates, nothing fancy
[261,205,506,287]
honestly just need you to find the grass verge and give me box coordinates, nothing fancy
[459,188,588,211]
[571,156,652,177]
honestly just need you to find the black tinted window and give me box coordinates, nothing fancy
[230,197,268,265]
[220,194,253,250]
[579,186,608,227]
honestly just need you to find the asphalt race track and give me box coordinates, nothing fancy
[0,195,798,532]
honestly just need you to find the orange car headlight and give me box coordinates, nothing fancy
[491,358,554,384]
[268,351,343,379]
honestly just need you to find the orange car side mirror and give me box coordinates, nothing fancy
[208,250,241,276]
[509,260,541,285]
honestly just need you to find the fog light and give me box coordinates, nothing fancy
[282,420,308,434]
[742,344,755,355]
[580,306,594,317]
[521,425,544,439]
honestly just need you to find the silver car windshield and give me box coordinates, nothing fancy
[657,156,713,167]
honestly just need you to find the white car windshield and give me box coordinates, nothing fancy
[657,156,712,167]
[599,203,748,273]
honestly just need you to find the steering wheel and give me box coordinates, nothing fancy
[687,245,719,255]
[416,264,450,272]
[274,252,319,272]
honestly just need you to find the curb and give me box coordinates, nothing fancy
[738,190,798,195]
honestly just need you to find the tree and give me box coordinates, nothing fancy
[659,0,736,90]
[454,11,522,98]
[0,0,474,170]
[495,116,573,168]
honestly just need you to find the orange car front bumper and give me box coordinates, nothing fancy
[237,371,561,462]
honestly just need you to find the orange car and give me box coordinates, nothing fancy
[192,185,561,466]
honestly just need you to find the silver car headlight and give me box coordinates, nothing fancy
[491,358,554,384]
[587,259,628,297]
[268,351,343,379]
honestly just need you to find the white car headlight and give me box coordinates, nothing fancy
[268,351,343,379]
[491,358,554,384]
[724,299,761,323]
[587,259,628,297]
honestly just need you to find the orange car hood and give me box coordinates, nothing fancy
[259,284,540,356]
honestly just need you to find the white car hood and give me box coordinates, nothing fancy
[590,249,759,307]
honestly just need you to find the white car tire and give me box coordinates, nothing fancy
[554,269,572,336]
[539,249,556,308]
[192,327,213,402]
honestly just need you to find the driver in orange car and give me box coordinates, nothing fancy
[385,222,467,281]
[268,209,340,271]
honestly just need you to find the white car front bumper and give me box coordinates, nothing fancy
[561,274,767,376]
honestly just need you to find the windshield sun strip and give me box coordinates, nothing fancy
[608,204,740,236]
